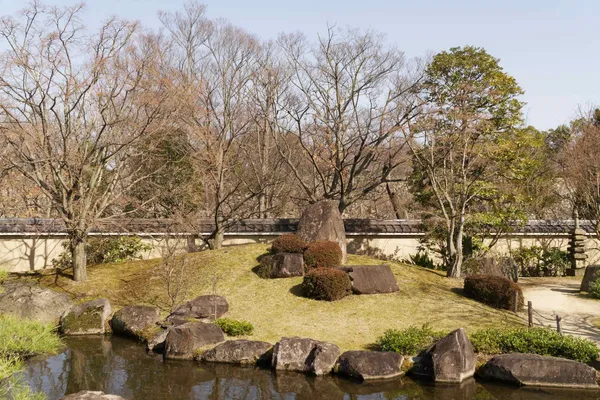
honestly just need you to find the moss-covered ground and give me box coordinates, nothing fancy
[35,243,523,350]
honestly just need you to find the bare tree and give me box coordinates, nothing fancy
[275,27,422,212]
[0,3,170,280]
[160,3,264,248]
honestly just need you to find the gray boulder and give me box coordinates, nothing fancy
[271,253,304,278]
[414,328,476,383]
[58,391,126,400]
[334,351,404,380]
[146,328,169,354]
[166,295,228,323]
[202,340,273,366]
[0,283,73,324]
[580,265,600,292]
[60,298,112,335]
[297,200,347,264]
[164,321,224,360]
[271,337,341,376]
[111,305,161,340]
[478,353,598,389]
[347,265,399,294]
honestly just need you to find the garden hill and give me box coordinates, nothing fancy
[38,243,523,350]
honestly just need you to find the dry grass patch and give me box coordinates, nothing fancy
[36,243,523,350]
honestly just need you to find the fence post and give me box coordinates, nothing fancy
[556,315,562,334]
[513,291,519,314]
[528,301,533,327]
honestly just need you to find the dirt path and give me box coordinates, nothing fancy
[520,277,600,343]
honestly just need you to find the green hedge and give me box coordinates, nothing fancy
[471,327,599,363]
[215,318,254,336]
[376,324,446,355]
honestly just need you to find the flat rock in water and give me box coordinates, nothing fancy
[414,328,476,383]
[271,337,341,376]
[59,391,126,400]
[478,353,598,389]
[166,295,229,323]
[111,305,161,340]
[580,265,600,292]
[347,265,399,294]
[297,200,347,264]
[335,351,404,381]
[164,321,224,360]
[202,340,273,365]
[60,298,112,335]
[0,283,73,324]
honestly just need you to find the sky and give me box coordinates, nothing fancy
[1,0,598,130]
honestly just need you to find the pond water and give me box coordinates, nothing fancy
[23,336,600,400]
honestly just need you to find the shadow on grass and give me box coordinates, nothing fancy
[289,283,304,297]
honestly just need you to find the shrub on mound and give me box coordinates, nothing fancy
[302,268,351,301]
[271,234,307,254]
[303,241,342,269]
[471,327,599,363]
[463,274,523,311]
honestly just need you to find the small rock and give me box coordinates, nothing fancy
[0,283,73,324]
[60,299,112,335]
[271,253,304,278]
[202,340,273,365]
[166,295,228,323]
[146,328,169,354]
[111,305,161,340]
[297,200,347,264]
[347,265,399,294]
[271,337,341,376]
[335,351,404,381]
[414,328,476,383]
[164,321,224,360]
[58,391,126,400]
[478,353,598,389]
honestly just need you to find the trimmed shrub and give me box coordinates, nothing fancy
[589,276,600,299]
[215,318,254,336]
[271,234,307,254]
[302,268,351,301]
[255,254,275,279]
[303,241,342,269]
[463,274,523,311]
[470,327,599,363]
[377,324,446,355]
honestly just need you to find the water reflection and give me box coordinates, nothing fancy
[24,336,600,400]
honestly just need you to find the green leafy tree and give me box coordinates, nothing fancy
[407,46,540,278]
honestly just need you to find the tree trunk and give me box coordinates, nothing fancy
[208,227,224,250]
[71,235,87,282]
[386,183,403,219]
[447,217,465,278]
[258,193,267,219]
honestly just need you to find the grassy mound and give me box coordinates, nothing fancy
[38,243,523,350]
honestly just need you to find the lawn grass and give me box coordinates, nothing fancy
[37,243,524,350]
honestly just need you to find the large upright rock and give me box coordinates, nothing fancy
[478,353,598,389]
[334,351,404,381]
[297,200,347,263]
[202,340,273,366]
[414,328,476,383]
[164,321,224,360]
[111,305,161,340]
[59,391,126,400]
[580,265,600,292]
[166,295,228,324]
[271,337,341,376]
[0,283,73,324]
[347,265,399,294]
[60,298,112,335]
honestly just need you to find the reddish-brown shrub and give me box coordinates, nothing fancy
[302,268,351,301]
[303,241,342,269]
[271,234,307,254]
[464,275,524,311]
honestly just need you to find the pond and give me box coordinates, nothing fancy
[23,336,600,400]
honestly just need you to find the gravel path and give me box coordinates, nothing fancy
[520,277,600,343]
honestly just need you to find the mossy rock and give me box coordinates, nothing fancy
[60,298,112,335]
